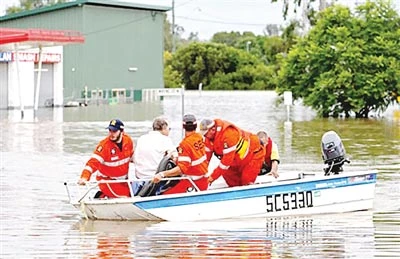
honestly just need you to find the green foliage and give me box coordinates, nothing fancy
[208,63,276,90]
[163,51,183,88]
[261,36,287,64]
[164,22,300,90]
[281,20,300,49]
[211,31,255,46]
[167,42,278,90]
[163,14,173,52]
[277,0,400,117]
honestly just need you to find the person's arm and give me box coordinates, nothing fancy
[78,144,103,185]
[209,128,238,183]
[269,160,279,178]
[154,140,190,183]
[204,138,214,162]
[269,141,280,178]
[78,164,95,185]
[128,135,135,163]
[153,166,182,183]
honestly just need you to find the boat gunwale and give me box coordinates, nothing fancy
[72,170,377,206]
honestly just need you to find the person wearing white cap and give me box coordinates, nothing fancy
[199,118,265,187]
[152,114,209,194]
[78,119,134,198]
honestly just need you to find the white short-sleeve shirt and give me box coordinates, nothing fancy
[134,131,176,179]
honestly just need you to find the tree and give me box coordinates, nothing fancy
[6,0,66,14]
[163,14,173,52]
[211,31,256,47]
[271,0,334,33]
[164,15,197,52]
[167,42,276,90]
[271,0,332,19]
[163,51,182,88]
[277,0,400,118]
[263,24,281,36]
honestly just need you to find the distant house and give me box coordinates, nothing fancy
[0,0,170,109]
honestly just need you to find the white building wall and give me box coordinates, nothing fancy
[0,63,8,109]
[51,47,64,107]
[5,46,63,109]
[8,61,34,109]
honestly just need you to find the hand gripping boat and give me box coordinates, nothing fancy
[65,131,377,221]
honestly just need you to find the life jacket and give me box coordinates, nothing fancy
[176,132,208,176]
[208,119,265,182]
[81,134,134,181]
[212,119,251,163]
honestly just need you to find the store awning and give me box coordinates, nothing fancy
[0,27,84,50]
[0,27,84,118]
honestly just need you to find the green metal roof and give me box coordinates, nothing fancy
[0,0,171,21]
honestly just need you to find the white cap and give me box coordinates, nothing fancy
[199,119,215,135]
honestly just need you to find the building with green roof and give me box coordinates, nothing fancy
[0,0,170,105]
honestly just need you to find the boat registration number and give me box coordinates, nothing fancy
[266,191,313,212]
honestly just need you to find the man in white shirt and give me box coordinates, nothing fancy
[133,117,176,194]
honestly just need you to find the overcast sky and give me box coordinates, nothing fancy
[1,0,399,40]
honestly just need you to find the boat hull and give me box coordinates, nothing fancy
[72,170,377,221]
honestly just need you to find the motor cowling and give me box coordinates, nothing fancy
[321,131,350,175]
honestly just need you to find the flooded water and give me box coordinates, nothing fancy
[1,91,399,258]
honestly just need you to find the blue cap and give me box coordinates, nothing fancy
[107,119,124,131]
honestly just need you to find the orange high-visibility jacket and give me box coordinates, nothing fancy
[209,119,256,180]
[80,134,134,181]
[177,132,208,176]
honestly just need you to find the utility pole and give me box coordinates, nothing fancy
[172,0,176,53]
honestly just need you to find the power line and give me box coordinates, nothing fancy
[176,15,268,26]
[83,14,152,36]
[175,0,195,8]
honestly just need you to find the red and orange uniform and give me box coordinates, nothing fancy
[207,119,265,187]
[80,134,134,197]
[163,132,209,194]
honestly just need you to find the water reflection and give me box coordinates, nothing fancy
[71,212,376,258]
[1,120,64,153]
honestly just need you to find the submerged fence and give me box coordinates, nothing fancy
[75,88,183,105]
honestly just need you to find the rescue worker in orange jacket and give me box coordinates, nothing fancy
[200,118,265,187]
[78,119,134,198]
[257,131,280,178]
[153,114,209,194]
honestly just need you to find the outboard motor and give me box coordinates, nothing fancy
[321,131,350,175]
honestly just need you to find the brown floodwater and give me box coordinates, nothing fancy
[1,91,399,258]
